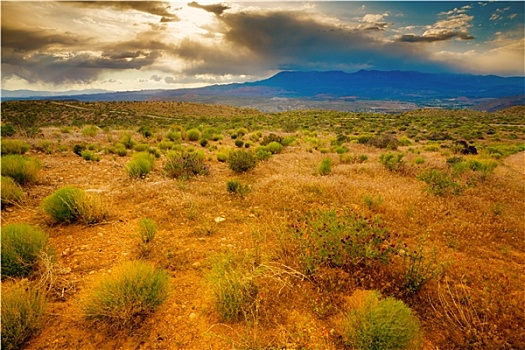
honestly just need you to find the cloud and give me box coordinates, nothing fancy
[72,1,180,21]
[398,11,475,43]
[359,13,389,31]
[164,76,176,84]
[188,2,230,16]
[151,75,163,82]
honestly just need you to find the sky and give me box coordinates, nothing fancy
[1,1,524,92]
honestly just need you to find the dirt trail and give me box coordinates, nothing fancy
[504,151,525,175]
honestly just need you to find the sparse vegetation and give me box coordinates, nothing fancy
[318,157,332,176]
[164,151,209,179]
[0,101,523,349]
[125,152,155,179]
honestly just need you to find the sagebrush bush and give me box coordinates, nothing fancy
[1,139,30,155]
[1,155,42,185]
[255,147,272,161]
[207,253,258,322]
[83,260,169,328]
[1,124,16,137]
[401,245,443,295]
[228,150,257,173]
[318,158,332,176]
[125,152,155,179]
[41,186,108,224]
[120,133,136,149]
[344,290,422,350]
[1,282,46,350]
[291,209,398,274]
[164,151,210,179]
[368,134,400,150]
[1,223,49,278]
[1,176,24,206]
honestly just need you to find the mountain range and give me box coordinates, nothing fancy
[3,70,524,112]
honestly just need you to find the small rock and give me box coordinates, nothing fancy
[189,313,196,320]
[97,232,104,237]
[192,262,201,268]
[89,270,95,275]
[214,217,226,223]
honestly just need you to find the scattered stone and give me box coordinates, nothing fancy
[97,232,104,237]
[214,216,226,223]
[189,312,196,320]
[191,262,201,268]
[89,270,95,275]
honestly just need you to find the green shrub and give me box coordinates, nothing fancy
[82,125,98,137]
[80,150,100,162]
[84,260,169,328]
[207,253,258,322]
[1,139,30,155]
[234,139,244,148]
[35,140,54,154]
[291,209,398,275]
[318,158,332,176]
[255,147,272,161]
[73,144,86,156]
[1,223,48,278]
[125,152,155,179]
[138,125,152,138]
[109,143,127,156]
[260,133,282,146]
[1,124,16,137]
[228,150,257,173]
[266,141,284,154]
[1,176,24,207]
[226,179,251,198]
[417,169,462,196]
[165,131,181,142]
[41,186,108,224]
[414,157,425,165]
[133,143,149,152]
[1,155,41,185]
[379,153,404,172]
[1,282,46,350]
[138,218,157,244]
[186,128,201,142]
[200,139,208,147]
[164,151,210,179]
[344,291,422,350]
[364,195,383,210]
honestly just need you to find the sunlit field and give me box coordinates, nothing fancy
[1,101,524,350]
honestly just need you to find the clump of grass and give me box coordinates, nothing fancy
[186,128,201,141]
[125,152,155,179]
[265,141,284,154]
[82,125,99,137]
[363,194,383,210]
[227,150,257,173]
[83,260,170,328]
[40,186,108,224]
[1,282,46,350]
[226,179,251,198]
[1,139,30,155]
[120,133,136,149]
[207,252,258,322]
[164,151,210,179]
[340,153,368,164]
[344,290,422,350]
[1,155,42,185]
[138,218,157,244]
[291,209,398,275]
[318,158,332,176]
[255,147,272,161]
[1,176,25,207]
[1,223,49,278]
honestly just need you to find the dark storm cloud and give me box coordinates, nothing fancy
[72,1,180,22]
[399,31,475,43]
[1,27,83,51]
[175,9,440,76]
[188,1,230,16]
